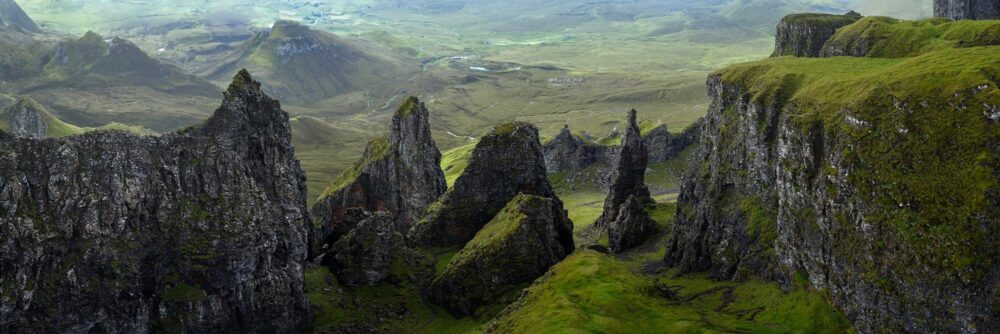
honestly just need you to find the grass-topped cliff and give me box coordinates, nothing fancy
[670,15,1000,332]
[821,16,1000,57]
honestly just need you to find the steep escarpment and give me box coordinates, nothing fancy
[312,97,445,246]
[935,0,1000,20]
[409,122,558,248]
[771,12,861,57]
[428,194,574,317]
[596,110,655,253]
[666,46,1000,332]
[0,70,311,333]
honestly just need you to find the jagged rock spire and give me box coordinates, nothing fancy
[311,97,447,276]
[596,109,655,253]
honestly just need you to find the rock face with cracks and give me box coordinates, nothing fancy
[311,97,446,254]
[0,70,311,333]
[934,0,1000,20]
[427,194,574,317]
[596,110,655,253]
[409,122,559,248]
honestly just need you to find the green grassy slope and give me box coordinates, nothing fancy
[823,17,1000,57]
[487,204,854,333]
[0,97,153,137]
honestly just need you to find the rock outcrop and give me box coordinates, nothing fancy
[666,49,999,332]
[408,122,558,248]
[596,110,655,253]
[326,212,406,285]
[542,125,611,173]
[643,119,703,163]
[1,98,48,138]
[0,0,40,34]
[0,70,311,333]
[935,0,1000,20]
[770,12,862,57]
[311,97,446,256]
[427,194,574,317]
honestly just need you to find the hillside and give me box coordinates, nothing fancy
[0,0,39,34]
[0,97,155,138]
[0,30,221,132]
[201,20,416,106]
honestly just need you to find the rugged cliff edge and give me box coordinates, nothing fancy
[665,44,999,333]
[935,0,1000,20]
[771,12,861,58]
[0,70,311,333]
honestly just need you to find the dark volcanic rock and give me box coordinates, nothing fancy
[643,119,703,163]
[2,98,47,138]
[666,67,999,332]
[596,110,655,253]
[542,125,612,173]
[427,194,574,317]
[311,97,446,254]
[771,12,862,57]
[326,212,405,286]
[935,0,1000,20]
[0,70,310,333]
[0,0,41,34]
[408,122,557,248]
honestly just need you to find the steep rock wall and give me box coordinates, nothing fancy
[0,70,311,333]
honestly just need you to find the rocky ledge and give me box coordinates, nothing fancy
[771,11,862,57]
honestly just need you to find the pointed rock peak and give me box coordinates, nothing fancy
[198,69,286,138]
[627,109,640,131]
[226,69,263,96]
[80,30,105,43]
[396,96,422,118]
[845,10,862,17]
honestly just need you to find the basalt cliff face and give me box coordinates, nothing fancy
[771,12,861,57]
[665,44,1000,332]
[935,0,1000,20]
[0,70,311,333]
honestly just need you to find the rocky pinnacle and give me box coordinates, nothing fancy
[596,109,655,253]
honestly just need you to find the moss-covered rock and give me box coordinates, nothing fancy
[427,194,574,317]
[667,35,1000,332]
[408,122,559,248]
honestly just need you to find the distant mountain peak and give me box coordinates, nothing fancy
[0,0,40,34]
